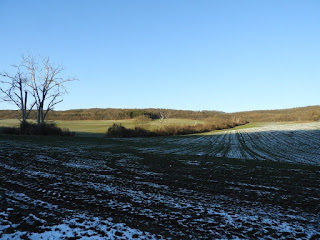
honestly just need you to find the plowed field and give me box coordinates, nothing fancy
[0,122,319,239]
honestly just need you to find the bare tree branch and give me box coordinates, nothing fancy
[0,65,35,122]
[21,55,77,124]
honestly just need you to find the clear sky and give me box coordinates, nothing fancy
[0,0,319,113]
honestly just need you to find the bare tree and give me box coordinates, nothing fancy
[159,109,172,126]
[0,65,35,123]
[193,111,202,126]
[22,55,76,125]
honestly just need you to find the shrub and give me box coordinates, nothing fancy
[19,122,74,136]
[61,128,75,136]
[107,123,215,138]
[154,124,211,136]
[106,124,155,138]
[0,127,19,135]
[106,123,130,137]
[106,119,248,138]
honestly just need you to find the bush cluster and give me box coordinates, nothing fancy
[0,127,19,135]
[106,120,247,138]
[0,122,74,136]
[154,125,211,136]
[20,122,74,136]
[106,124,155,138]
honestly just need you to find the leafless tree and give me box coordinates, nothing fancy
[159,109,172,126]
[22,55,76,125]
[0,65,35,123]
[193,111,202,126]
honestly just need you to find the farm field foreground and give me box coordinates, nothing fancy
[0,122,320,239]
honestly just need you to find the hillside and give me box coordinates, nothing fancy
[231,105,320,122]
[0,105,319,122]
[0,108,223,121]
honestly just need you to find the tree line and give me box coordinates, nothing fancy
[0,108,224,121]
[1,106,319,123]
[231,105,320,122]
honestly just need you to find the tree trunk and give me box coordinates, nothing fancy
[41,110,45,124]
[22,91,27,123]
[37,108,41,125]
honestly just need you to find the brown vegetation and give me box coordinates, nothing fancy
[1,106,319,124]
[230,105,320,122]
[0,108,223,121]
[106,117,247,138]
[0,122,74,136]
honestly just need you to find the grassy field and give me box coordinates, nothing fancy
[0,118,207,135]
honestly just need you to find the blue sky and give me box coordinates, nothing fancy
[0,0,319,113]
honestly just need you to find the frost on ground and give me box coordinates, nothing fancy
[0,212,162,240]
[136,122,320,165]
[0,122,320,239]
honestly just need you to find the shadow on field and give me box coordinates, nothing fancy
[75,132,106,138]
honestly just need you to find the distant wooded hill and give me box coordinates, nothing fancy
[0,108,223,121]
[232,105,320,122]
[0,106,319,122]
